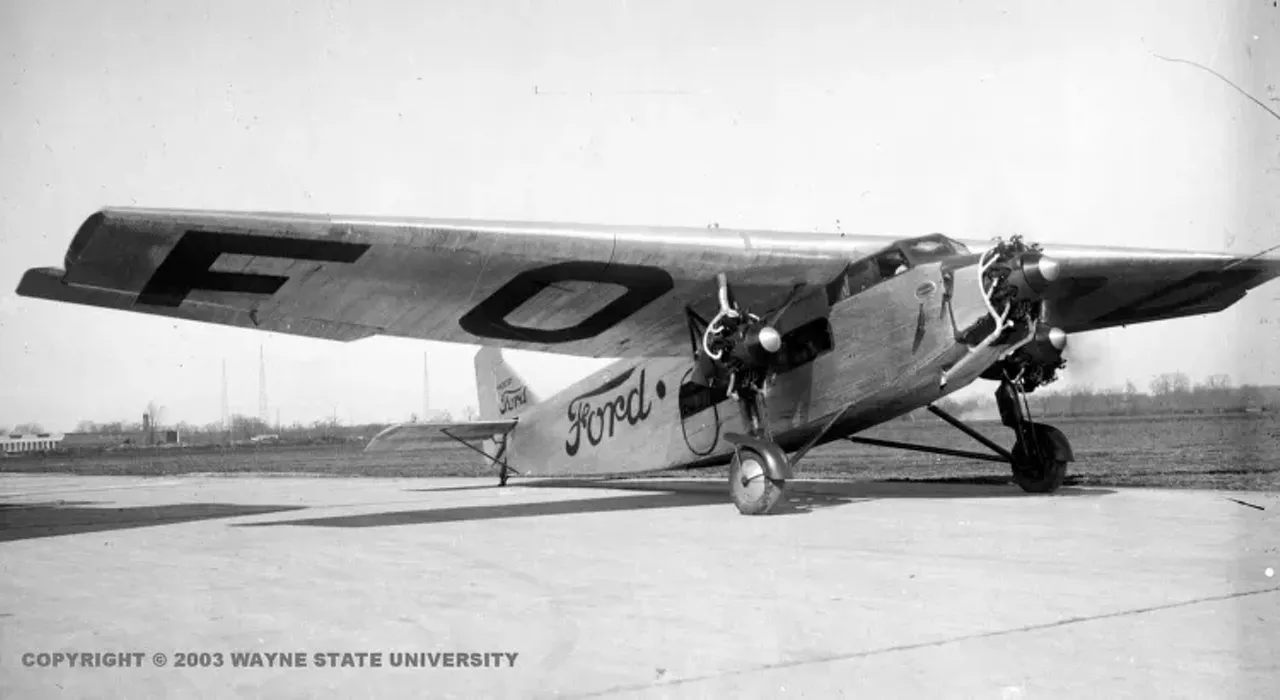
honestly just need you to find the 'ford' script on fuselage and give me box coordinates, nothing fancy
[565,368,658,456]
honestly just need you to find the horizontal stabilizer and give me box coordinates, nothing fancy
[363,420,517,453]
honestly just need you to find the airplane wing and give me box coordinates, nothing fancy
[1034,244,1280,333]
[15,207,852,358]
[363,420,517,453]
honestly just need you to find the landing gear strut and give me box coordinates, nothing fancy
[844,377,1074,493]
[996,380,1073,492]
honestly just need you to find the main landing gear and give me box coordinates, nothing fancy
[846,377,1074,493]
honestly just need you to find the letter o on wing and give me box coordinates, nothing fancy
[459,262,675,343]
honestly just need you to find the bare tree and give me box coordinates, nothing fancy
[145,400,166,428]
[1203,374,1231,390]
[14,422,45,434]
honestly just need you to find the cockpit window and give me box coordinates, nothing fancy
[875,249,909,278]
[825,234,970,306]
[902,235,968,263]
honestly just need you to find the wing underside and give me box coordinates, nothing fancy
[16,208,853,357]
[1033,246,1280,333]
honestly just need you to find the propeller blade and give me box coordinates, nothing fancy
[765,284,806,326]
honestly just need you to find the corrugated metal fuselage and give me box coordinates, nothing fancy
[504,259,1008,477]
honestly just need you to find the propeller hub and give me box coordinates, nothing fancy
[1038,255,1061,283]
[1046,326,1067,350]
[758,326,782,353]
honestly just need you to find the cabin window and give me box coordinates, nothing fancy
[679,381,728,419]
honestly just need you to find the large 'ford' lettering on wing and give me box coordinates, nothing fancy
[17,207,851,357]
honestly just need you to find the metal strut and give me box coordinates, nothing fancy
[842,403,1015,464]
[940,244,1014,388]
[926,404,1014,461]
[788,402,858,468]
[439,428,519,486]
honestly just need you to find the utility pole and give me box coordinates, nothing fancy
[258,345,269,430]
[221,359,230,443]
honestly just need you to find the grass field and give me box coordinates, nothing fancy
[3,413,1277,491]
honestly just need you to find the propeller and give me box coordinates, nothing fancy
[764,283,805,328]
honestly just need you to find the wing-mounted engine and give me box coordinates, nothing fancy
[943,235,1069,392]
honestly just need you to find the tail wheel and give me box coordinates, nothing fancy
[729,447,786,515]
[1010,423,1069,493]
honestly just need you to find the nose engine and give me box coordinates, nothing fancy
[692,277,786,397]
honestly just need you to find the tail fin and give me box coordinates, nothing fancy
[475,347,541,420]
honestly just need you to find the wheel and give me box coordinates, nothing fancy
[1010,423,1069,493]
[729,447,786,515]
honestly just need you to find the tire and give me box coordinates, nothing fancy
[729,447,786,515]
[1010,423,1069,493]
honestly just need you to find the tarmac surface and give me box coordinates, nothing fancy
[1,474,1277,699]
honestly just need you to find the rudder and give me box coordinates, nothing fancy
[475,347,541,420]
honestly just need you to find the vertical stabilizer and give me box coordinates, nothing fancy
[475,347,541,420]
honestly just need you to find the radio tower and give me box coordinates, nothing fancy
[423,351,430,420]
[258,346,269,427]
[220,359,229,434]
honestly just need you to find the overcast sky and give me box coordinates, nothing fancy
[2,0,1278,432]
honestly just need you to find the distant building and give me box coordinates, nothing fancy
[60,431,146,450]
[1,432,65,455]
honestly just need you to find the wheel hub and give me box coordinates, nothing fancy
[735,455,766,499]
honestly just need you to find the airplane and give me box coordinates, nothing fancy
[16,207,1280,514]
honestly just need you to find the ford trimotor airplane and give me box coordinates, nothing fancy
[17,209,1280,514]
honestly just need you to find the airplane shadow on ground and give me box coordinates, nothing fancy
[525,477,1115,507]
[246,478,1115,529]
[0,502,307,543]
